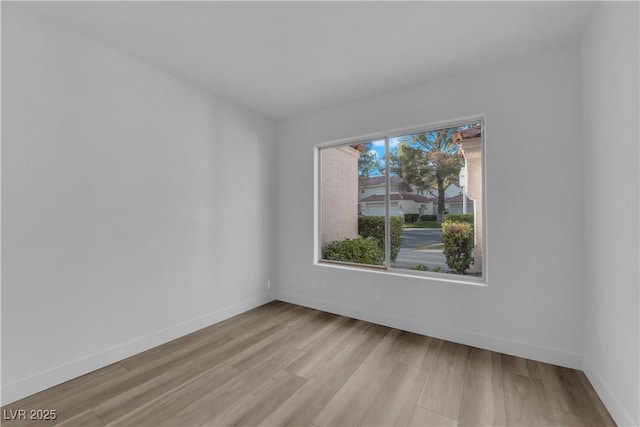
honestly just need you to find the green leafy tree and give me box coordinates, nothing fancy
[390,128,463,222]
[358,142,383,177]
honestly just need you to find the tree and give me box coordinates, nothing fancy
[390,128,463,222]
[358,142,383,177]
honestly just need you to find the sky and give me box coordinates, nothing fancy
[369,138,400,163]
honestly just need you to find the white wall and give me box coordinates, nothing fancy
[3,4,637,424]
[581,2,639,426]
[1,8,276,404]
[276,47,585,368]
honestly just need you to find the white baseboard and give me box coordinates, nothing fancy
[1,293,274,406]
[583,356,637,427]
[276,290,582,369]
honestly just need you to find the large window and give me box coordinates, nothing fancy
[317,118,485,282]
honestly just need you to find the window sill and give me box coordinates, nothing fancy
[316,260,487,287]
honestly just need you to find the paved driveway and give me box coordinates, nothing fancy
[399,228,442,248]
[392,228,447,270]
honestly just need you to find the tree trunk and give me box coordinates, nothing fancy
[437,178,445,222]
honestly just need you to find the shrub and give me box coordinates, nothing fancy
[444,213,474,225]
[389,217,403,261]
[441,222,474,274]
[358,215,403,262]
[323,237,384,265]
[404,213,419,223]
[420,214,437,222]
[413,264,429,271]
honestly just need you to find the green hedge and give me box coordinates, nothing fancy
[323,237,384,265]
[444,213,474,225]
[358,215,403,262]
[420,214,437,222]
[441,222,474,274]
[404,213,420,223]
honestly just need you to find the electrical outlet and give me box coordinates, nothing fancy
[267,279,271,290]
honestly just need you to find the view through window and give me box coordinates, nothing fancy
[319,120,484,279]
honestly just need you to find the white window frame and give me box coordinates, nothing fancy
[314,115,487,286]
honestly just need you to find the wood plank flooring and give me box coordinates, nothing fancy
[2,301,616,426]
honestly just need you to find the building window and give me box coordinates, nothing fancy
[317,118,484,281]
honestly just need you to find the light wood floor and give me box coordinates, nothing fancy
[2,301,616,427]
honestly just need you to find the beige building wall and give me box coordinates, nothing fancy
[457,137,483,274]
[321,146,360,245]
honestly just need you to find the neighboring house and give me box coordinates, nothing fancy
[442,193,475,215]
[423,183,475,215]
[359,176,405,199]
[443,183,464,198]
[359,176,430,217]
[359,177,473,217]
[359,192,434,217]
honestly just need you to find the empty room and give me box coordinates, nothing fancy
[1,1,638,426]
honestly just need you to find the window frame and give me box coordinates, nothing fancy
[314,115,487,285]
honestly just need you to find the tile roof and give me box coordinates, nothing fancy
[444,193,468,203]
[359,192,471,204]
[359,193,432,203]
[359,176,405,187]
[452,125,482,143]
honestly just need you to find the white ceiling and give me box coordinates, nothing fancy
[10,1,597,120]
